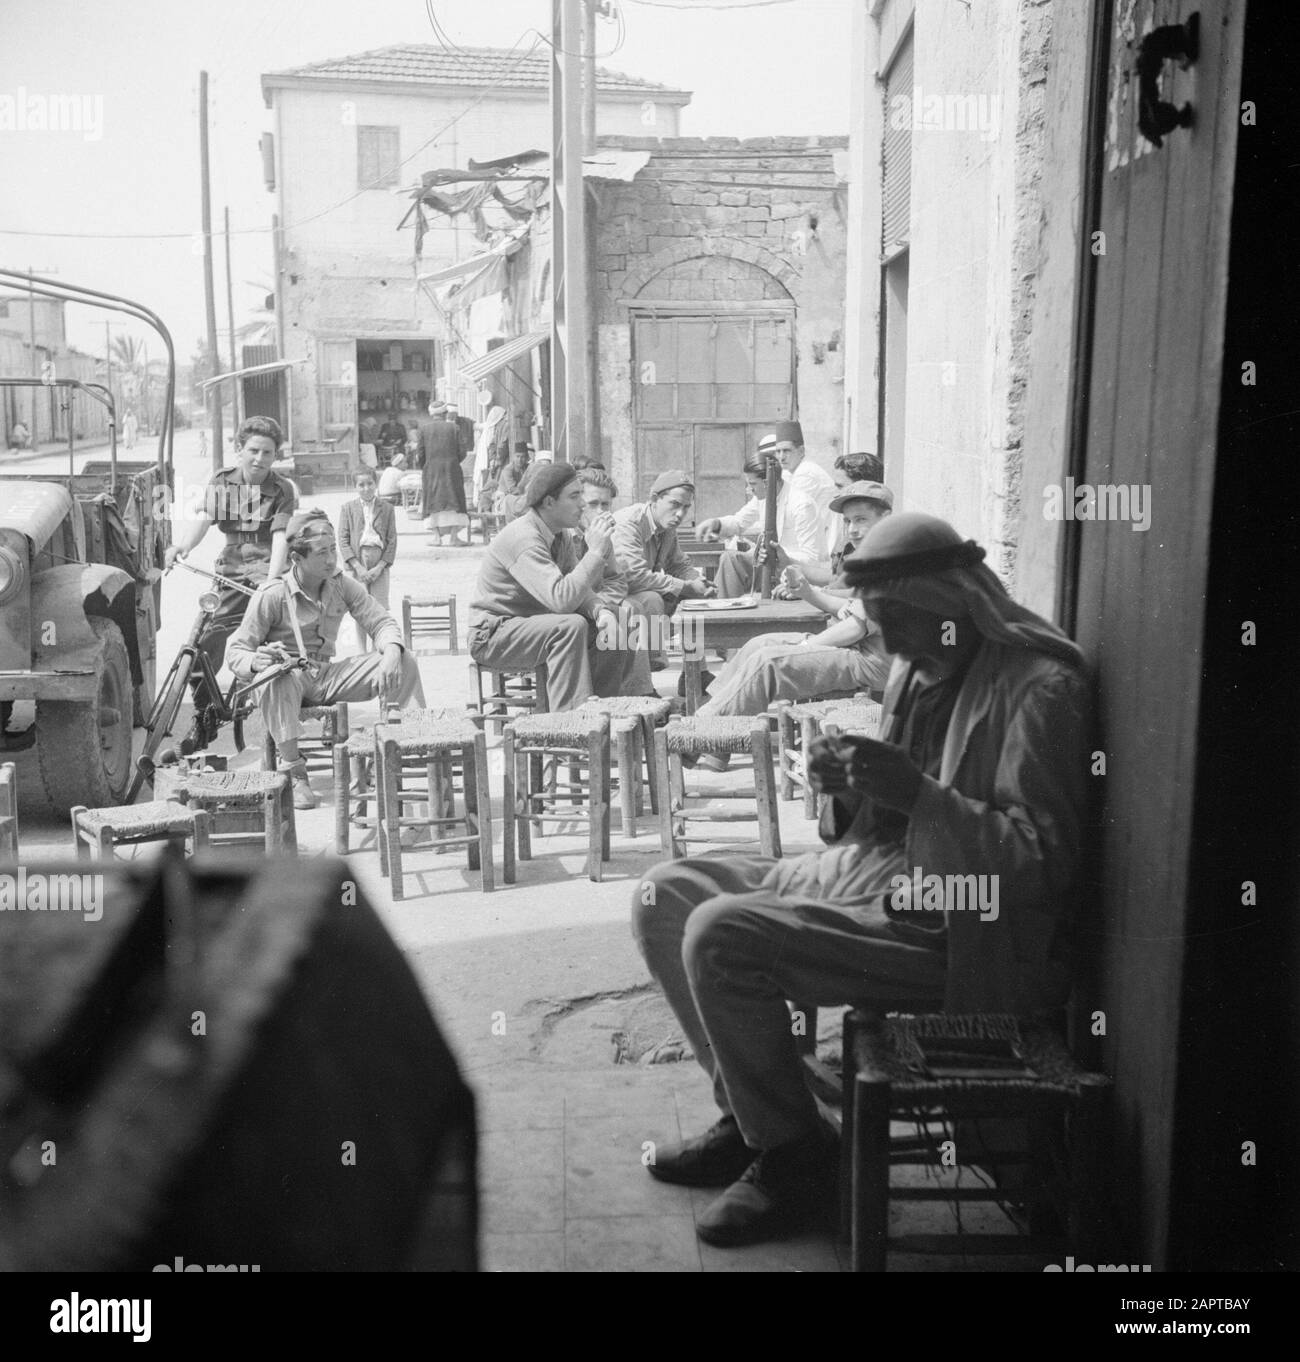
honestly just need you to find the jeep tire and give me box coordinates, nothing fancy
[37,617,134,813]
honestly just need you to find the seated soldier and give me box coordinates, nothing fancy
[611,470,715,669]
[632,511,1092,1247]
[697,444,828,596]
[227,509,423,810]
[689,482,895,766]
[468,462,641,710]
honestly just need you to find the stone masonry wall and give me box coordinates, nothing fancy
[589,136,849,500]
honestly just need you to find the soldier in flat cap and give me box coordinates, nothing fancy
[468,462,644,709]
[227,508,422,809]
[611,469,715,670]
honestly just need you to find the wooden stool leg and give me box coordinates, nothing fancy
[516,744,534,863]
[502,728,517,882]
[461,744,480,873]
[639,717,658,816]
[190,808,211,854]
[776,704,795,801]
[1069,1085,1111,1263]
[282,782,298,853]
[429,756,446,853]
[333,744,351,854]
[667,748,688,860]
[447,594,459,655]
[801,716,819,818]
[264,787,282,854]
[401,596,414,652]
[381,737,404,900]
[851,1071,892,1272]
[616,725,636,838]
[376,740,391,879]
[586,726,605,882]
[70,807,90,860]
[752,723,782,859]
[654,728,674,855]
[471,731,494,893]
[599,722,612,862]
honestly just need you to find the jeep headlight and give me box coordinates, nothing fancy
[0,545,27,606]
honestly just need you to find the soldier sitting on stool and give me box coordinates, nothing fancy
[227,509,423,809]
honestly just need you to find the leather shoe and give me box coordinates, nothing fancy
[647,1115,755,1188]
[695,1128,838,1247]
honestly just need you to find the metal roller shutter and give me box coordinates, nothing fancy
[882,34,913,254]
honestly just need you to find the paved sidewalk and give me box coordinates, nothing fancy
[8,470,1040,1272]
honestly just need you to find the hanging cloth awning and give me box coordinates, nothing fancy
[459,331,548,384]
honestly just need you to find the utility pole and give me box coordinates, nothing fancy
[27,268,39,439]
[224,206,240,431]
[549,0,589,464]
[583,0,597,153]
[199,70,223,472]
[104,320,113,413]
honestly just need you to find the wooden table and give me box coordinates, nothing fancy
[678,599,826,714]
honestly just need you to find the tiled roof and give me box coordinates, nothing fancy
[263,44,690,99]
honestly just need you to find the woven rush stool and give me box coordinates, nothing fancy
[653,716,782,860]
[574,696,672,838]
[331,707,472,855]
[470,661,549,733]
[399,471,423,518]
[402,593,459,656]
[71,800,211,860]
[374,711,493,899]
[502,711,611,883]
[844,1010,1111,1272]
[774,695,881,817]
[158,768,298,854]
[262,703,350,777]
[0,762,16,858]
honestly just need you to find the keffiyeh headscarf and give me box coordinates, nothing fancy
[838,512,1084,669]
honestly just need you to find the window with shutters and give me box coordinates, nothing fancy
[357,126,401,190]
[882,32,913,258]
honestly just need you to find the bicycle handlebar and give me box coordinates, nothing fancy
[172,558,257,597]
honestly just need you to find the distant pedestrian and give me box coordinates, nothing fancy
[417,401,469,546]
[339,468,398,652]
[122,409,138,450]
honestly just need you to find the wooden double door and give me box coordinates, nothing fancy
[631,311,796,523]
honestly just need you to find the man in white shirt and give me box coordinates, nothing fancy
[772,419,837,522]
[697,445,826,597]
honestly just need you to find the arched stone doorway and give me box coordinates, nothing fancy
[628,251,795,522]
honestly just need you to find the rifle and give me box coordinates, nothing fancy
[757,450,781,599]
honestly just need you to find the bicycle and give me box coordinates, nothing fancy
[125,562,260,803]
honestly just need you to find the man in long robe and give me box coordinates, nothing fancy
[632,511,1092,1247]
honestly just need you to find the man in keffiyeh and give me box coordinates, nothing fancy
[632,511,1093,1248]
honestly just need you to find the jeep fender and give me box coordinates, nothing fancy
[31,564,144,687]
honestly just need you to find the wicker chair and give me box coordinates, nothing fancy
[70,800,211,860]
[331,706,470,856]
[773,696,882,817]
[842,1010,1111,1271]
[502,711,611,883]
[652,715,782,859]
[373,710,494,899]
[574,695,673,837]
[262,703,350,777]
[157,769,297,854]
[402,594,459,656]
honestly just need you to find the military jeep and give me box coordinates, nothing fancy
[0,381,170,811]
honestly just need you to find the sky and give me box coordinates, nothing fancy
[0,0,853,364]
